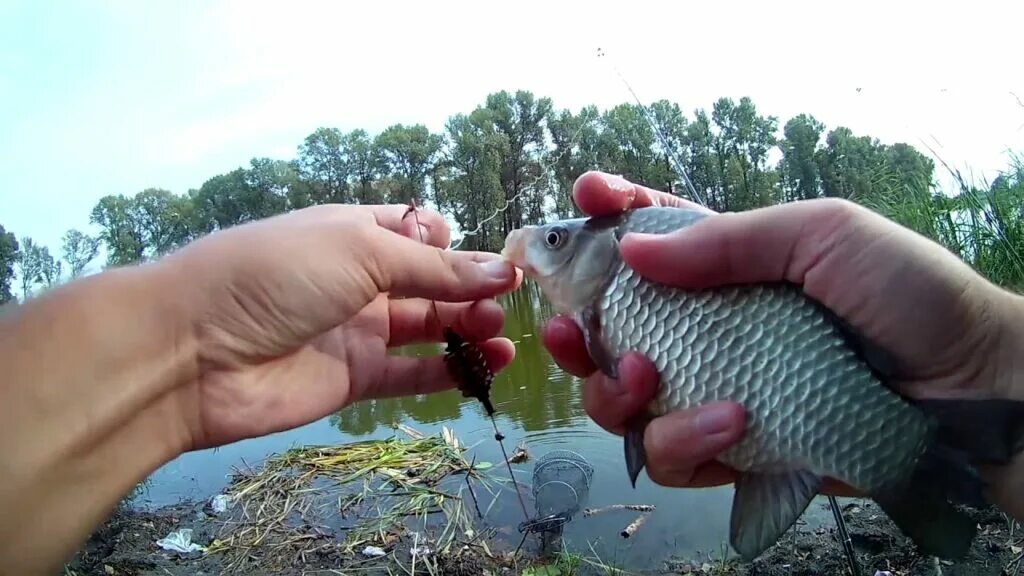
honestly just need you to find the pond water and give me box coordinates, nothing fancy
[140,280,840,570]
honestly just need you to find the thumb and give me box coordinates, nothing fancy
[618,198,861,289]
[361,225,522,302]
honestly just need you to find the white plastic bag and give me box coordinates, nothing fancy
[361,545,386,557]
[210,494,230,514]
[156,528,206,554]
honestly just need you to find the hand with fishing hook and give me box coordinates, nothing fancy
[542,170,1024,520]
[171,202,524,449]
[0,201,521,575]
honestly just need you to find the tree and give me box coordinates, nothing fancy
[90,194,146,266]
[709,96,779,210]
[434,109,505,251]
[779,114,825,202]
[295,127,352,205]
[0,225,19,305]
[61,229,101,278]
[17,90,1000,292]
[547,105,600,217]
[376,124,444,206]
[37,246,62,289]
[16,237,44,299]
[816,126,885,200]
[344,130,384,204]
[485,90,553,236]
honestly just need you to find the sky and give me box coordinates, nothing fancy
[2,0,1023,261]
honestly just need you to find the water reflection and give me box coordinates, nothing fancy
[329,280,587,437]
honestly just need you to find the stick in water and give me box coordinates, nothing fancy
[582,504,656,518]
[621,512,651,539]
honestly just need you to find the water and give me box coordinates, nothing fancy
[139,280,838,570]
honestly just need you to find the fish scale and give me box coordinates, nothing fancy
[596,214,930,491]
[502,204,1024,561]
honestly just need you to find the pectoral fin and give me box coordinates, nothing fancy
[624,417,648,488]
[729,469,822,560]
[577,306,617,379]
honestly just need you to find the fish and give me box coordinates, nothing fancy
[500,205,1024,562]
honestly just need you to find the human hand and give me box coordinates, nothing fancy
[542,171,1024,509]
[168,203,521,450]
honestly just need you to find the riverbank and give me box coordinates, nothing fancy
[62,497,1022,576]
[62,427,1023,576]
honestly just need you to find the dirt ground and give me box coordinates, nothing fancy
[666,500,1022,576]
[63,498,1023,576]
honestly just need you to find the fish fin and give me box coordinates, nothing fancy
[623,417,648,488]
[578,305,618,378]
[890,397,1024,512]
[916,397,1024,466]
[729,469,822,561]
[865,396,1024,560]
[871,455,978,560]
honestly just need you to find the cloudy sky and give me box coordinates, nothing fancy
[2,0,1023,255]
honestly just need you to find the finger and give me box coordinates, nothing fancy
[618,198,864,290]
[581,352,660,436]
[370,337,516,399]
[541,315,596,377]
[388,298,505,347]
[362,227,522,302]
[572,171,714,217]
[362,203,452,249]
[643,402,747,487]
[649,461,739,488]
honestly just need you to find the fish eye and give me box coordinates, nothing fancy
[543,226,567,249]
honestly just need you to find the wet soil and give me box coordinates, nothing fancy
[63,498,1021,576]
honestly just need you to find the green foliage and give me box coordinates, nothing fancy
[0,225,18,305]
[16,237,44,299]
[6,90,1022,304]
[61,229,100,278]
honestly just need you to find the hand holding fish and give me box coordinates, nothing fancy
[511,170,1024,559]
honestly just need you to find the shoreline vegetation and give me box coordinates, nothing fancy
[3,91,1023,303]
[63,426,1023,576]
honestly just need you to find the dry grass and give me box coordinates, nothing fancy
[203,425,507,574]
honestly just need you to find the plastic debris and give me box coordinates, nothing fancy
[411,545,431,557]
[155,528,206,554]
[361,545,386,557]
[210,494,230,514]
[874,572,893,576]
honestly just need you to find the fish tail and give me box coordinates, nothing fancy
[872,396,1024,560]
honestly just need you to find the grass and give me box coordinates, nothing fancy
[853,150,1024,292]
[203,425,507,574]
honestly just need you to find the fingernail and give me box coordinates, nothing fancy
[478,260,514,281]
[695,404,736,435]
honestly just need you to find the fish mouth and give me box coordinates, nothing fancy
[501,228,537,276]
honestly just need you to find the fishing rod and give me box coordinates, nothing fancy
[595,46,707,208]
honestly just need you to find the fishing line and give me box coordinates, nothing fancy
[595,46,707,208]
[446,105,596,250]
[404,201,531,522]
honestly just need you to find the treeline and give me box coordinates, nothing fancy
[2,89,1023,304]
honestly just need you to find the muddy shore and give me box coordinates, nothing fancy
[63,497,1022,576]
